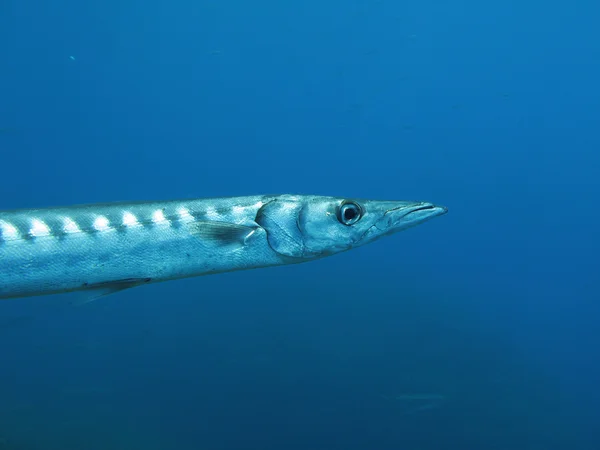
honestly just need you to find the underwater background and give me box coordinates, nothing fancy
[1,0,599,449]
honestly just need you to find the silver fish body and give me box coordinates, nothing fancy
[0,194,447,300]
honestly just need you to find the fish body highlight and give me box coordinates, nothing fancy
[0,195,447,300]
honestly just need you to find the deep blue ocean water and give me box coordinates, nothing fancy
[1,1,599,449]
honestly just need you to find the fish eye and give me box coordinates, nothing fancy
[338,201,362,226]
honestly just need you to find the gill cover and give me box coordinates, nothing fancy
[255,198,305,258]
[255,196,361,259]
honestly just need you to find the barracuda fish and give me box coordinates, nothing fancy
[0,195,447,301]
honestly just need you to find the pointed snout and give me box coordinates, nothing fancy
[403,202,448,219]
[373,201,448,234]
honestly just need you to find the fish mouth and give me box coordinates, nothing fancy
[374,202,448,234]
[404,203,448,218]
[353,199,448,246]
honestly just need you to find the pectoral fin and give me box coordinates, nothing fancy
[189,221,256,246]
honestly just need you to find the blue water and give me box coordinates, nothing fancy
[1,1,599,448]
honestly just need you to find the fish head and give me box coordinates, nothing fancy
[255,195,447,260]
